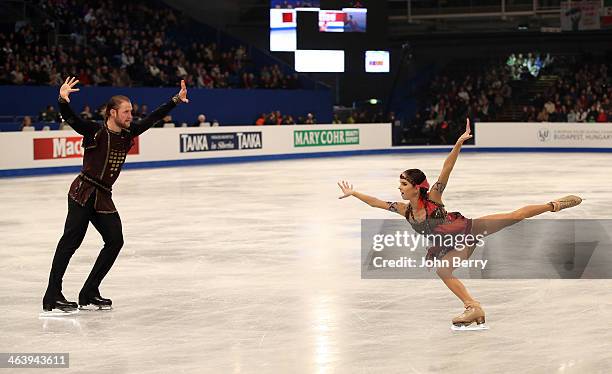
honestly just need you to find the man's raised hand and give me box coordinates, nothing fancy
[178,79,189,103]
[59,77,80,103]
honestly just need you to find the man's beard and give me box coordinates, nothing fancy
[115,119,130,129]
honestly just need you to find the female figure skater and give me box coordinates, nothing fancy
[337,119,582,329]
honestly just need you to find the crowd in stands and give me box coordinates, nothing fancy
[254,111,316,125]
[252,107,395,126]
[26,102,328,130]
[404,53,611,144]
[409,62,513,144]
[331,108,394,124]
[22,103,397,130]
[506,52,554,80]
[0,0,300,89]
[520,61,611,123]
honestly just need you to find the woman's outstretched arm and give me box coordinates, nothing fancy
[338,180,407,216]
[429,118,473,204]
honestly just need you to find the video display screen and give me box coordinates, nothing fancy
[294,50,345,72]
[365,50,389,73]
[319,8,366,33]
[270,0,388,73]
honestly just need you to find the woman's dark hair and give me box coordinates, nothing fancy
[400,168,428,201]
[104,95,130,119]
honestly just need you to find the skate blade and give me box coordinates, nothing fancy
[451,323,490,331]
[39,309,79,318]
[79,305,112,311]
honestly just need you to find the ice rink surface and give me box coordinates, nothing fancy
[1,152,611,373]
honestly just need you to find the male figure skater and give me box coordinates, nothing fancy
[42,77,189,314]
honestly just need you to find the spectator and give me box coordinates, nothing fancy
[544,99,556,115]
[39,105,59,122]
[131,103,140,119]
[282,115,295,125]
[457,87,470,102]
[139,105,149,118]
[274,110,282,125]
[596,108,608,123]
[255,113,265,126]
[346,113,355,124]
[556,105,568,122]
[536,108,549,122]
[155,114,175,128]
[576,108,587,122]
[586,105,598,122]
[567,108,577,122]
[264,113,277,126]
[193,114,211,127]
[163,115,175,127]
[520,106,531,122]
[21,115,34,131]
[94,104,106,121]
[10,65,24,84]
[305,112,316,124]
[80,105,93,120]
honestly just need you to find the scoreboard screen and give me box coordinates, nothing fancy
[270,0,388,73]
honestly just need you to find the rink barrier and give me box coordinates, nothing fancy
[2,122,612,177]
[475,122,612,148]
[0,124,391,177]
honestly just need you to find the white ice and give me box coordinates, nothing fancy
[1,152,611,373]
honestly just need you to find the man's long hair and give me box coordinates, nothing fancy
[104,95,130,120]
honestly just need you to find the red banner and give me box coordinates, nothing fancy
[33,136,139,160]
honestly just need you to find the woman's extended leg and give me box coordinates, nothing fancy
[471,203,553,237]
[472,195,582,237]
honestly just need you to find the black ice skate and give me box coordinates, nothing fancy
[40,296,78,317]
[79,295,113,311]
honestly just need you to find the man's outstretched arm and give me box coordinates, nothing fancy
[58,76,100,136]
[130,80,189,136]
